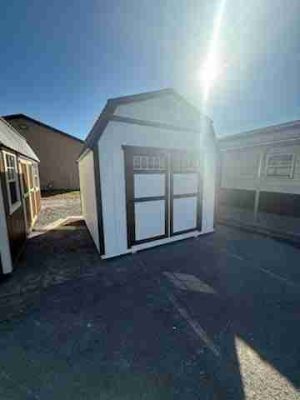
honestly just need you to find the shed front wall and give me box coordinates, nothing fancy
[78,150,99,251]
[98,121,215,258]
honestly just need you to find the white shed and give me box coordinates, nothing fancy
[78,89,216,259]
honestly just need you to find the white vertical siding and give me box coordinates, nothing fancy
[97,120,215,258]
[78,151,99,251]
[0,184,12,274]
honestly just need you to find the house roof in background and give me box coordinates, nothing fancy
[3,114,84,144]
[218,120,300,150]
[0,118,39,161]
[79,88,211,159]
[219,120,300,142]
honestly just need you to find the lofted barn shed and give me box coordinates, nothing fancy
[78,89,216,259]
[0,118,40,275]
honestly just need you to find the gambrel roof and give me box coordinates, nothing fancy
[79,88,212,159]
[0,118,39,161]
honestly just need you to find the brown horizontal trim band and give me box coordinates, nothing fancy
[133,196,165,203]
[173,193,198,199]
[133,170,166,174]
[111,115,202,134]
[171,170,200,174]
[171,228,198,237]
[122,145,200,156]
[108,88,174,105]
[132,233,168,246]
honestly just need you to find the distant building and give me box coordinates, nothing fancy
[0,118,40,275]
[4,114,83,191]
[218,120,300,240]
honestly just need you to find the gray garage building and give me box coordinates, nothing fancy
[218,120,300,241]
[4,114,83,191]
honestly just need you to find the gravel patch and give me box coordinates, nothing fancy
[34,191,82,229]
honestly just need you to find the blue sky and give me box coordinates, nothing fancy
[1,0,300,140]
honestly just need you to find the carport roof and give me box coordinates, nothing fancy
[0,117,39,161]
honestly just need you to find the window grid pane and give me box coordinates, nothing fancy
[4,152,20,209]
[266,154,294,177]
[133,155,166,171]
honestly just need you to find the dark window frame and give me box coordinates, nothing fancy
[3,151,21,214]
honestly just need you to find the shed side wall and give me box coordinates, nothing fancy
[79,151,99,250]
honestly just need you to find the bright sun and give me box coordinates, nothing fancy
[199,54,222,88]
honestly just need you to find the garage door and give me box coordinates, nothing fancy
[124,146,202,247]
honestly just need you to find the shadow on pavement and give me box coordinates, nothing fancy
[0,223,299,399]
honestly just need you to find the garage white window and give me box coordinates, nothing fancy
[3,151,21,214]
[266,153,295,178]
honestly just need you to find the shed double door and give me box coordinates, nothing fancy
[124,146,201,247]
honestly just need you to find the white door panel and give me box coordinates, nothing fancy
[134,174,165,198]
[173,173,198,195]
[173,197,197,233]
[135,200,165,240]
[126,147,200,245]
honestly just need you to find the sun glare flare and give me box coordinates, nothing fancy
[199,0,227,105]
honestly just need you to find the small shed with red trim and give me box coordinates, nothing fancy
[78,89,216,259]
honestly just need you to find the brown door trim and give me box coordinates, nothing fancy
[123,146,202,246]
[169,151,202,236]
[123,145,169,247]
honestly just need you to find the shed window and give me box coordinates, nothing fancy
[133,155,166,171]
[3,151,21,214]
[266,154,294,178]
[172,154,200,172]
